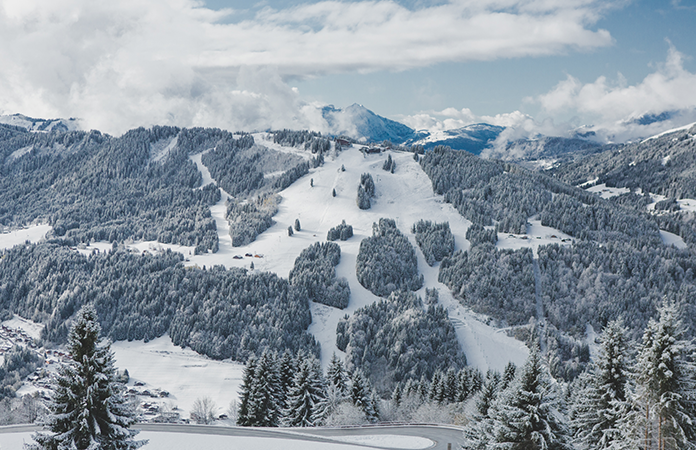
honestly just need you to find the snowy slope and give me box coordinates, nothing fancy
[177,140,531,373]
[0,113,80,132]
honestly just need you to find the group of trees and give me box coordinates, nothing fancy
[226,194,280,246]
[0,125,221,252]
[356,218,423,296]
[458,302,696,450]
[335,290,466,393]
[0,242,319,362]
[272,130,331,154]
[326,220,353,241]
[411,220,455,266]
[439,243,536,327]
[357,173,376,210]
[0,345,42,400]
[289,242,350,309]
[237,352,379,427]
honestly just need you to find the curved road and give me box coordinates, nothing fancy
[0,423,464,449]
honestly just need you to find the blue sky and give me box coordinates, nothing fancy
[1,0,695,142]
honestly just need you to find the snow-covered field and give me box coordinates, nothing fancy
[586,183,630,199]
[0,223,51,250]
[112,337,245,420]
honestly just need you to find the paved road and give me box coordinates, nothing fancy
[1,423,464,449]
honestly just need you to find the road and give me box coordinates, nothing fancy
[0,423,464,450]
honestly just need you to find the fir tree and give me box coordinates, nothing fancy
[571,320,630,450]
[28,305,145,450]
[282,358,327,427]
[326,354,348,396]
[629,302,696,450]
[350,370,378,422]
[236,356,257,426]
[246,351,281,427]
[486,345,573,450]
[294,219,301,232]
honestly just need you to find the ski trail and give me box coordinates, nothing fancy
[412,234,529,373]
[532,257,546,352]
[189,151,234,253]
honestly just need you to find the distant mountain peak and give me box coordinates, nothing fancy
[0,113,80,133]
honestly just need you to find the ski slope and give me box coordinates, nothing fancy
[180,141,530,373]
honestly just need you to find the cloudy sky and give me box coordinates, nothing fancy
[1,0,695,142]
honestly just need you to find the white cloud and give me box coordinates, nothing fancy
[533,44,696,140]
[0,0,614,134]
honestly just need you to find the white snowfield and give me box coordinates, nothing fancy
[0,224,51,250]
[111,337,245,420]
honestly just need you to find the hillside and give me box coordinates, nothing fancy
[2,122,696,422]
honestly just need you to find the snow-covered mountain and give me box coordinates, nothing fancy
[0,113,81,133]
[407,123,504,154]
[321,103,417,144]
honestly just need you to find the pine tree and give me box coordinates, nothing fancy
[326,353,348,396]
[282,358,327,427]
[28,305,145,450]
[571,320,630,450]
[487,345,573,450]
[462,371,499,450]
[237,356,257,426]
[246,351,281,427]
[294,219,301,232]
[629,302,696,450]
[350,370,378,422]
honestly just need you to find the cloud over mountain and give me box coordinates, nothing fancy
[0,0,613,134]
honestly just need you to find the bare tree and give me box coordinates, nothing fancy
[191,396,218,424]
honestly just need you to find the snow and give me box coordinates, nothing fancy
[496,220,573,257]
[0,430,433,450]
[112,336,245,419]
[662,155,671,166]
[151,135,178,163]
[659,230,688,250]
[586,183,630,199]
[1,316,44,341]
[676,198,696,212]
[577,177,598,188]
[8,145,33,160]
[0,223,52,250]
[311,434,433,448]
[641,121,696,143]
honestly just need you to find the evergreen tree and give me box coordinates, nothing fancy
[294,219,301,232]
[245,351,281,427]
[28,305,145,450]
[462,372,500,450]
[629,302,696,450]
[350,370,378,423]
[571,320,630,450]
[282,358,327,427]
[326,354,348,396]
[486,345,573,450]
[236,356,257,426]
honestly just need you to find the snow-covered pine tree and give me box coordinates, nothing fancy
[28,305,145,450]
[628,301,696,450]
[282,358,327,427]
[486,345,573,450]
[350,370,378,422]
[326,353,348,396]
[237,355,257,426]
[246,351,281,427]
[276,350,296,412]
[571,320,630,450]
[462,371,500,450]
